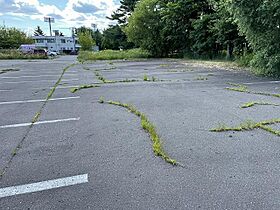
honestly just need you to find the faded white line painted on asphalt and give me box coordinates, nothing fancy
[0,174,88,198]
[0,74,77,79]
[243,81,280,85]
[0,117,80,129]
[0,96,80,105]
[0,79,78,84]
[0,90,12,92]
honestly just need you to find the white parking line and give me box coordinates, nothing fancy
[243,81,280,85]
[0,117,80,129]
[0,90,12,92]
[0,174,88,198]
[0,96,80,105]
[0,79,78,84]
[0,74,77,79]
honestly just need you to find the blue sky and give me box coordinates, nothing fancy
[0,0,120,36]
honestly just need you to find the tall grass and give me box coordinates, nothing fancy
[78,48,150,62]
[0,49,47,60]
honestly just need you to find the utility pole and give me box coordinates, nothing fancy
[44,17,55,36]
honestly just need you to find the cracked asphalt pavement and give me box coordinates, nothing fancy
[1,56,280,209]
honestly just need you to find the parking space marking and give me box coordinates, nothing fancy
[243,81,280,85]
[0,174,88,198]
[0,90,12,92]
[0,74,77,79]
[0,96,80,105]
[0,79,78,84]
[0,117,80,129]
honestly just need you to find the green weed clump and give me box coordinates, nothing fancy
[143,75,158,82]
[211,118,280,137]
[70,84,100,93]
[143,74,148,81]
[241,101,279,108]
[78,48,150,61]
[100,99,177,165]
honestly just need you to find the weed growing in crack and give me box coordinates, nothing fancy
[226,83,280,98]
[143,75,160,82]
[143,74,148,81]
[241,101,279,108]
[32,112,41,123]
[211,118,280,137]
[11,148,18,156]
[99,99,178,165]
[95,71,116,83]
[196,76,208,81]
[226,83,248,92]
[70,84,100,93]
[0,68,20,74]
[99,96,105,103]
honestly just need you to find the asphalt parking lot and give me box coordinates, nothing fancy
[1,56,280,209]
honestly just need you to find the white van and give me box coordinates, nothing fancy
[18,44,36,54]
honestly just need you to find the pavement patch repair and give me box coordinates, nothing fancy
[1,57,280,209]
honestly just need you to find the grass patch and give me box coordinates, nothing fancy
[0,49,48,60]
[0,68,20,74]
[211,118,280,137]
[99,99,178,165]
[226,83,280,98]
[78,48,150,62]
[241,101,279,108]
[70,84,100,93]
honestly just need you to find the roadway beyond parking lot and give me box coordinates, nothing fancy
[1,56,280,209]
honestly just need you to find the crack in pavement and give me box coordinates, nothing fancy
[0,63,76,180]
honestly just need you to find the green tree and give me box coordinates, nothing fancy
[0,27,33,49]
[125,0,166,57]
[34,26,45,36]
[93,29,103,49]
[75,26,94,37]
[78,31,95,51]
[161,0,210,56]
[230,0,280,76]
[109,0,138,24]
[102,25,133,50]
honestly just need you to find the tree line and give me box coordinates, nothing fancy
[110,0,280,76]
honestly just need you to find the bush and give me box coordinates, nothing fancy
[78,48,150,61]
[0,49,47,60]
[235,53,254,67]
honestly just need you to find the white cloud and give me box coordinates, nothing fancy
[0,0,119,31]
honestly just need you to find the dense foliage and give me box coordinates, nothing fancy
[231,0,280,76]
[102,25,134,50]
[0,27,33,49]
[122,0,280,76]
